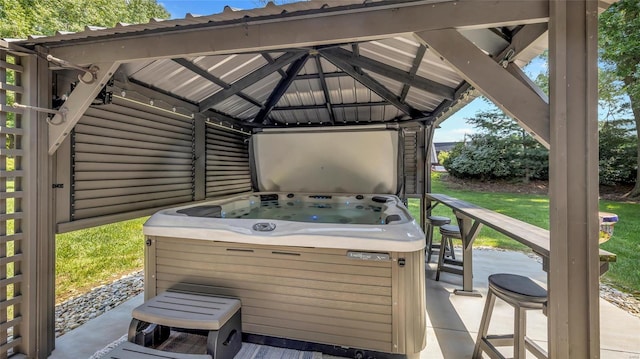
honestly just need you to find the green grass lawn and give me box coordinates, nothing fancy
[409,173,640,297]
[55,218,146,303]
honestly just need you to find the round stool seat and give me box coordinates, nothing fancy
[426,215,451,227]
[439,224,462,238]
[488,273,547,304]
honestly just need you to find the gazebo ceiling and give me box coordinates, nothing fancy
[9,0,570,131]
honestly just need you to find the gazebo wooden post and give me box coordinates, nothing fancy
[548,0,601,357]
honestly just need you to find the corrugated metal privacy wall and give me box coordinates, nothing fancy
[403,128,424,196]
[71,96,195,221]
[205,125,252,198]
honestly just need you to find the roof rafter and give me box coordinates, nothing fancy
[320,47,455,100]
[198,51,306,112]
[274,101,390,111]
[314,55,335,125]
[172,58,263,109]
[320,51,424,118]
[262,53,288,78]
[295,72,348,80]
[400,44,427,101]
[254,53,310,124]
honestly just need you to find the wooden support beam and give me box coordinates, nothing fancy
[48,61,120,155]
[198,52,305,112]
[255,54,309,124]
[548,1,600,357]
[47,1,549,65]
[320,47,455,100]
[413,29,550,148]
[320,52,422,118]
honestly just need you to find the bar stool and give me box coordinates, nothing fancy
[435,224,463,281]
[473,273,548,359]
[425,215,452,262]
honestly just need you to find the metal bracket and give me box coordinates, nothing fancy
[499,48,516,69]
[46,54,100,84]
[12,103,67,125]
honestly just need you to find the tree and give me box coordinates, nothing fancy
[0,0,169,38]
[600,0,640,197]
[442,106,549,182]
[599,119,637,185]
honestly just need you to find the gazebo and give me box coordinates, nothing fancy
[0,0,610,357]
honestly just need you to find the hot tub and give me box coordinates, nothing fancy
[143,192,426,358]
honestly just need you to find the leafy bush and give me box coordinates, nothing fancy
[442,108,549,182]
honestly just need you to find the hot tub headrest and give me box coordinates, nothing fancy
[177,205,222,218]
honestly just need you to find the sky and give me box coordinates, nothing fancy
[158,1,548,143]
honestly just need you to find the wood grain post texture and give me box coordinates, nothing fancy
[548,0,600,358]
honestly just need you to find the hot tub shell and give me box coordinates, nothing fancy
[143,192,426,357]
[143,127,426,357]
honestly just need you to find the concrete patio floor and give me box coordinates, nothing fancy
[49,248,640,359]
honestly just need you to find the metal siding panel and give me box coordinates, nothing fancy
[79,115,192,141]
[74,177,190,191]
[74,195,193,219]
[205,126,251,199]
[72,103,195,221]
[83,107,192,135]
[75,124,192,147]
[109,97,194,128]
[74,143,192,159]
[74,133,191,153]
[74,183,193,200]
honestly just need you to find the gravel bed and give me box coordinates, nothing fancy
[55,271,144,337]
[54,253,640,337]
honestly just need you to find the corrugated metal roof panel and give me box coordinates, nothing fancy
[358,37,417,73]
[13,0,376,46]
[213,96,256,118]
[367,72,404,97]
[416,49,463,88]
[270,108,329,125]
[192,53,267,84]
[243,72,282,103]
[128,59,222,102]
[298,58,319,76]
[277,79,325,107]
[319,58,340,74]
[325,76,383,104]
[405,87,443,112]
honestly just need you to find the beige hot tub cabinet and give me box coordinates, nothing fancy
[143,235,426,357]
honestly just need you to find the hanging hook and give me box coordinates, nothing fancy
[499,49,516,69]
[12,103,67,125]
[46,54,99,84]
